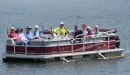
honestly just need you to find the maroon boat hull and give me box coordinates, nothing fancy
[6,41,116,55]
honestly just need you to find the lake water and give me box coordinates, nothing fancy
[0,0,130,75]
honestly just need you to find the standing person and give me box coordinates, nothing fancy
[8,27,20,41]
[16,28,28,43]
[54,22,69,36]
[25,26,34,40]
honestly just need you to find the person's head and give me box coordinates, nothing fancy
[82,24,87,30]
[16,28,23,34]
[34,25,39,32]
[26,26,32,33]
[86,26,92,32]
[74,24,79,31]
[95,25,99,32]
[10,27,15,33]
[59,22,64,29]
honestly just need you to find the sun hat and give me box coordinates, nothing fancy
[87,26,92,30]
[11,27,15,30]
[95,25,99,28]
[15,28,23,33]
[26,26,32,29]
[60,22,64,25]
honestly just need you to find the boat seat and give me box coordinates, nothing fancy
[6,37,15,46]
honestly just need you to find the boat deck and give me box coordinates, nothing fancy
[3,48,124,59]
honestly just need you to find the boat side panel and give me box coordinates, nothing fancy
[6,45,14,54]
[6,41,116,55]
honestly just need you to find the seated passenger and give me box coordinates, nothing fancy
[82,24,88,35]
[33,25,41,39]
[16,28,28,43]
[86,26,93,36]
[50,26,57,39]
[8,27,20,41]
[25,26,34,40]
[74,25,84,43]
[54,22,69,36]
[94,25,99,35]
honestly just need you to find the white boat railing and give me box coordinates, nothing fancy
[12,35,116,55]
[71,39,74,53]
[108,36,110,49]
[71,35,113,53]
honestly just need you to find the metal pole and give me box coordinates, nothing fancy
[25,44,27,55]
[83,37,85,52]
[108,36,110,49]
[14,44,16,54]
[71,39,73,53]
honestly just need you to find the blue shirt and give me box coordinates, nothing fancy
[34,31,41,38]
[25,32,34,40]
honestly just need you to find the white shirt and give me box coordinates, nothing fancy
[82,29,88,35]
[18,33,27,41]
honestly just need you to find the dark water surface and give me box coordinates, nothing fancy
[0,0,130,75]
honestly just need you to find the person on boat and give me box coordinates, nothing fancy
[54,22,69,36]
[25,26,35,40]
[94,25,100,35]
[74,25,84,43]
[16,28,28,43]
[82,24,88,35]
[81,24,94,38]
[33,25,41,39]
[50,26,57,38]
[86,26,94,36]
[8,27,20,41]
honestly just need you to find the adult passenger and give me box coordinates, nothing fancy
[94,25,99,35]
[50,26,57,38]
[86,26,93,36]
[25,26,34,40]
[33,25,41,39]
[74,25,84,43]
[54,22,69,36]
[82,24,88,35]
[8,27,20,41]
[16,28,28,43]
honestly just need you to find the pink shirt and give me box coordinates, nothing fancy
[8,32,20,41]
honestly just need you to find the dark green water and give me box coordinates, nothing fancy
[0,0,130,75]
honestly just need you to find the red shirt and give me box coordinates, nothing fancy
[8,32,20,41]
[87,30,93,35]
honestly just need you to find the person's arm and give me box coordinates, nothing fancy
[75,30,84,38]
[7,25,10,35]
[75,34,84,38]
[57,28,65,36]
[50,26,54,37]
[63,26,69,34]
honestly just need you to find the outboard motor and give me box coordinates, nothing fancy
[115,36,120,48]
